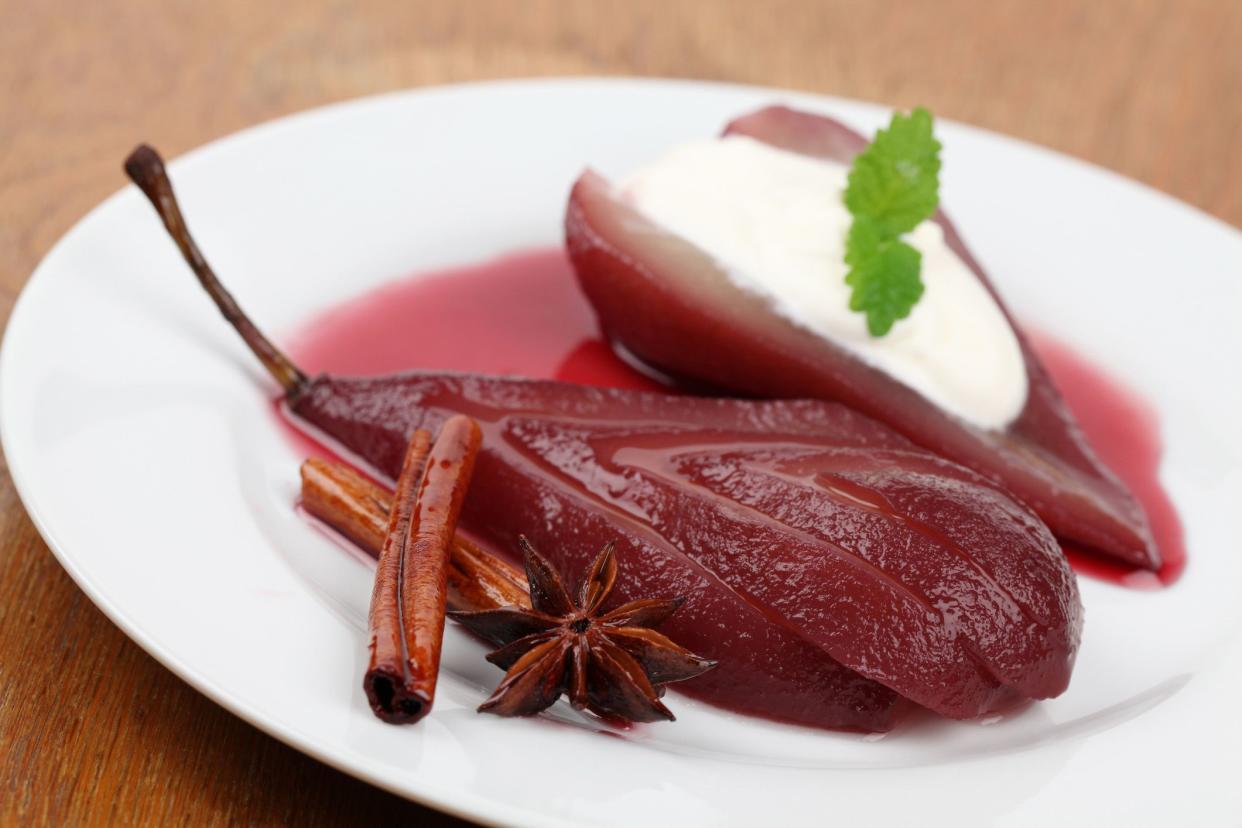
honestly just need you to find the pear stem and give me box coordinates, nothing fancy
[124,144,309,396]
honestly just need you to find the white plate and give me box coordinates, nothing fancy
[4,79,1242,826]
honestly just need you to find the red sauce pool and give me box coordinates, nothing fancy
[285,249,663,392]
[283,247,1185,588]
[1031,336,1186,588]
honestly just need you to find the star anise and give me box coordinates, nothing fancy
[448,536,717,722]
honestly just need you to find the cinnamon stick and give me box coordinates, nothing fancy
[300,458,529,611]
[363,416,481,723]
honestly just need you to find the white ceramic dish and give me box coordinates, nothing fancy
[3,78,1241,826]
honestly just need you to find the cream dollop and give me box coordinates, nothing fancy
[622,135,1028,430]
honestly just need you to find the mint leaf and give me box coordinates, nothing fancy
[844,108,941,235]
[845,217,924,336]
[842,107,941,336]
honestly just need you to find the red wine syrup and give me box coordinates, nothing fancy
[281,247,1185,588]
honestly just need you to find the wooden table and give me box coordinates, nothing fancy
[2,1,1238,823]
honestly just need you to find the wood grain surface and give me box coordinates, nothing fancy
[2,1,1239,824]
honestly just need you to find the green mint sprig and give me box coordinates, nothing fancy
[843,107,942,337]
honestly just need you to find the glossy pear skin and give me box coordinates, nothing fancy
[290,372,1082,724]
[564,105,1158,571]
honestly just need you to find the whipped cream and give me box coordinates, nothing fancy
[622,135,1028,430]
